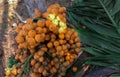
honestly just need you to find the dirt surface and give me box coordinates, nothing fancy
[0,0,8,76]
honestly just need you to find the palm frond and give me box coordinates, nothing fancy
[66,0,120,71]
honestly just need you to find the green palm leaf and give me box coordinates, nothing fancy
[66,0,120,73]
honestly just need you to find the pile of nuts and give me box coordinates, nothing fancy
[5,4,81,77]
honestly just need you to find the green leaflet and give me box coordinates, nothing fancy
[83,47,105,56]
[109,74,120,77]
[7,58,17,68]
[17,54,33,77]
[98,0,117,27]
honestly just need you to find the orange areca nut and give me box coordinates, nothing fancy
[41,47,48,51]
[37,20,45,27]
[59,50,64,56]
[70,44,75,48]
[19,56,25,63]
[73,54,78,59]
[73,32,79,37]
[34,53,39,60]
[69,40,74,44]
[62,17,66,23]
[27,37,36,46]
[34,62,40,69]
[33,68,39,73]
[39,57,44,62]
[51,34,56,39]
[72,66,78,72]
[32,23,37,28]
[75,37,80,42]
[47,42,53,48]
[19,30,28,36]
[51,38,56,42]
[59,40,64,45]
[62,13,66,17]
[48,3,60,10]
[38,50,44,56]
[62,45,67,50]
[15,28,21,33]
[42,12,49,19]
[56,46,62,51]
[65,55,71,61]
[15,35,24,44]
[65,33,70,40]
[63,61,70,67]
[53,41,59,47]
[50,67,57,74]
[26,18,32,24]
[51,9,59,16]
[58,14,63,21]
[66,43,70,49]
[50,60,55,66]
[49,48,56,53]
[30,73,37,77]
[66,52,70,56]
[42,69,47,76]
[67,29,74,36]
[59,7,66,13]
[25,24,34,30]
[70,58,74,63]
[38,66,44,73]
[35,27,43,33]
[28,30,36,37]
[45,34,50,41]
[18,42,28,49]
[76,42,81,47]
[17,68,21,74]
[15,54,19,60]
[30,59,36,66]
[35,33,46,42]
[75,48,80,53]
[34,8,42,18]
[41,33,46,42]
[45,20,52,27]
[43,27,48,33]
[22,25,27,30]
[30,48,36,53]
[35,34,42,42]
[59,33,64,39]
[49,24,57,32]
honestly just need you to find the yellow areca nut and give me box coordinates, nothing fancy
[5,68,11,76]
[59,27,64,33]
[11,68,17,75]
[49,14,55,20]
[58,21,67,33]
[52,19,59,25]
[56,16,60,21]
[59,21,66,27]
